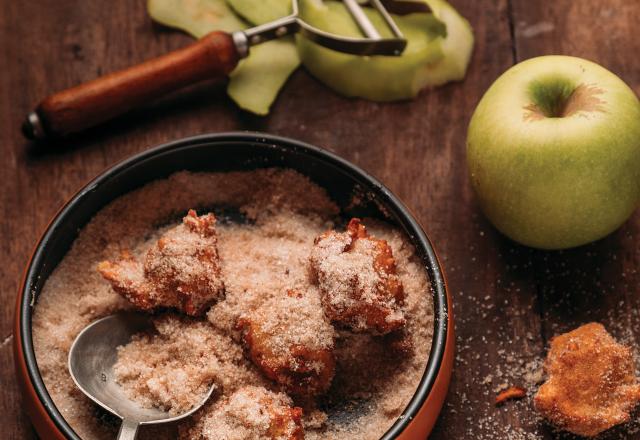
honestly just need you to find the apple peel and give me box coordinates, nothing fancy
[226,0,291,25]
[147,0,299,115]
[420,0,474,86]
[296,0,474,101]
[147,0,473,110]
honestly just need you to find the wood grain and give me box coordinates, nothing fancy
[1,1,639,439]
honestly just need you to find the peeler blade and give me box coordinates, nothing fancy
[237,0,432,58]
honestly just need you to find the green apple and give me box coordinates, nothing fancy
[467,56,640,249]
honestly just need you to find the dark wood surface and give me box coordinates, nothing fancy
[2,1,639,439]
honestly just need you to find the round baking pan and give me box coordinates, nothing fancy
[14,132,454,439]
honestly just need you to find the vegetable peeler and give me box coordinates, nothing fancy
[22,0,430,141]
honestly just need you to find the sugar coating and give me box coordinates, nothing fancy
[32,169,433,440]
[113,315,263,415]
[237,289,336,396]
[310,218,405,334]
[180,386,304,440]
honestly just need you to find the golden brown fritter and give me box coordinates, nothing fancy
[98,210,224,316]
[98,251,155,309]
[310,218,405,334]
[237,290,335,396]
[534,322,640,437]
[182,385,304,440]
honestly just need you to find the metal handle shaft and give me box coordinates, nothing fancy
[117,419,139,440]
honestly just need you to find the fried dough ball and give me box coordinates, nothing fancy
[237,290,335,396]
[309,218,405,334]
[183,385,304,440]
[98,210,224,316]
[534,322,640,437]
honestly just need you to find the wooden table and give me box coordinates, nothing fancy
[2,1,639,438]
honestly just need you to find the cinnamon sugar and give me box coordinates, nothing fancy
[143,210,224,314]
[113,315,263,415]
[32,169,434,440]
[237,289,336,395]
[181,386,304,440]
[239,290,334,358]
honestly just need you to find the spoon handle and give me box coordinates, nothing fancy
[117,419,140,440]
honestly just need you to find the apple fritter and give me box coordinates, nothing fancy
[183,385,304,440]
[534,322,640,437]
[237,290,335,396]
[310,218,405,334]
[98,210,224,316]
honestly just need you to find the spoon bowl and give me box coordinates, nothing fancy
[68,312,215,440]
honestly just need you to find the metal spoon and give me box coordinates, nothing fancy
[68,312,215,440]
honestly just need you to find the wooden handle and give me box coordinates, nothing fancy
[23,31,239,140]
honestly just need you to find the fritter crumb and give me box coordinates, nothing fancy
[183,386,304,440]
[98,210,224,316]
[310,218,405,334]
[237,290,335,396]
[534,322,640,437]
[495,386,526,405]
